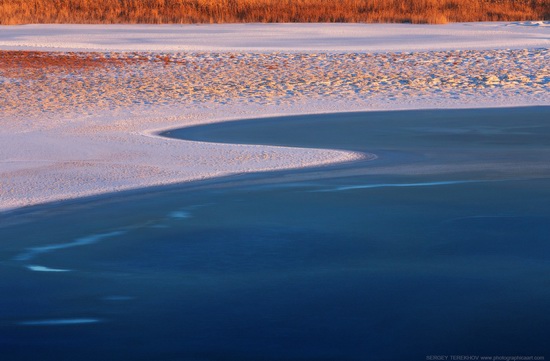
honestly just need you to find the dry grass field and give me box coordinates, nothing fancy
[0,0,548,25]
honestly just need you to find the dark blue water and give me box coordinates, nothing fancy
[1,107,549,360]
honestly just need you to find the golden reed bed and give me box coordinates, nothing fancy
[0,0,548,25]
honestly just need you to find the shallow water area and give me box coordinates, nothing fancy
[1,107,550,360]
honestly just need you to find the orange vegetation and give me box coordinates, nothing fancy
[0,0,548,25]
[0,51,130,78]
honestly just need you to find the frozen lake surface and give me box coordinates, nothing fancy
[1,107,549,360]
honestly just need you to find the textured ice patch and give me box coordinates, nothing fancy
[26,265,70,272]
[169,211,191,219]
[18,318,101,326]
[14,231,126,261]
[320,180,481,192]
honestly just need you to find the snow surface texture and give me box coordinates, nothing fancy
[0,22,549,52]
[0,23,549,212]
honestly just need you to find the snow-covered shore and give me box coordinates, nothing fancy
[1,22,549,53]
[1,23,549,212]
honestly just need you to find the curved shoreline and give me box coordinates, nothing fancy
[2,105,550,221]
[1,43,548,212]
[1,22,548,214]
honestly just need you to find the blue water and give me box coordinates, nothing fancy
[1,107,549,360]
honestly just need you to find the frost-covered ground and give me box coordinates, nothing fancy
[0,23,549,212]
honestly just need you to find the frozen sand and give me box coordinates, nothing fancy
[0,23,549,212]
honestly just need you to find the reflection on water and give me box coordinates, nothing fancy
[1,107,549,360]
